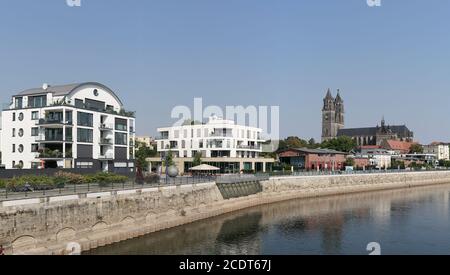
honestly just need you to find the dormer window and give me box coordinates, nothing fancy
[15,97,23,109]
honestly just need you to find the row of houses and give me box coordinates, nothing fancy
[0,82,448,175]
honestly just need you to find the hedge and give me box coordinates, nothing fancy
[0,172,131,192]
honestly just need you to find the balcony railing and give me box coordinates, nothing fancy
[37,118,73,126]
[237,145,262,150]
[99,138,114,145]
[36,135,72,143]
[99,123,114,130]
[98,153,114,160]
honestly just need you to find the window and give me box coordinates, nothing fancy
[31,144,39,152]
[65,111,73,124]
[28,95,47,108]
[15,97,23,109]
[31,111,39,120]
[85,98,105,111]
[115,132,128,145]
[115,118,128,131]
[18,113,24,121]
[77,112,93,127]
[76,162,94,169]
[12,161,15,168]
[12,128,15,137]
[75,99,84,108]
[18,145,24,153]
[12,144,15,153]
[77,128,93,143]
[18,129,24,137]
[31,127,39,137]
[12,113,16,121]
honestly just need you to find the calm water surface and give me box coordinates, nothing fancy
[87,184,450,255]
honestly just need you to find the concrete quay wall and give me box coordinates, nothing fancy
[1,171,450,255]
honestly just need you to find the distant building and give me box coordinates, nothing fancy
[354,146,392,169]
[135,136,155,149]
[321,90,414,146]
[277,148,348,171]
[321,89,345,142]
[149,116,275,174]
[380,140,415,155]
[423,142,449,161]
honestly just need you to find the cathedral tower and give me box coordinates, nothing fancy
[322,89,345,142]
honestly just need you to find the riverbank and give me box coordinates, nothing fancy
[2,171,450,255]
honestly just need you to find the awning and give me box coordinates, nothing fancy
[189,164,220,171]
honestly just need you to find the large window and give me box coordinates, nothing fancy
[77,128,93,143]
[28,95,47,108]
[85,98,105,111]
[115,132,128,145]
[31,127,39,137]
[115,118,128,131]
[15,97,23,109]
[77,112,93,127]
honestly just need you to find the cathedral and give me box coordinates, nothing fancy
[321,90,414,146]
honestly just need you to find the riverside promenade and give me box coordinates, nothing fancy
[1,170,450,255]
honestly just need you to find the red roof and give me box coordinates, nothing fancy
[382,140,415,152]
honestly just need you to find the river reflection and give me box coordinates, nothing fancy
[87,184,450,255]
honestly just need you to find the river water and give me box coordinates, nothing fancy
[87,184,450,255]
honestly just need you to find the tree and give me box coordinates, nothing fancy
[409,144,424,154]
[284,136,309,149]
[345,158,355,167]
[164,151,174,167]
[321,136,357,152]
[193,152,202,166]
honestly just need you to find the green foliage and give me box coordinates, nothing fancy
[321,136,357,152]
[164,151,175,167]
[143,174,161,184]
[193,152,202,166]
[391,160,406,169]
[0,172,130,192]
[345,158,355,167]
[409,144,424,154]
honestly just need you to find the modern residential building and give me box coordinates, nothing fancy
[423,142,450,161]
[0,82,136,172]
[353,147,392,169]
[277,148,349,171]
[149,116,275,174]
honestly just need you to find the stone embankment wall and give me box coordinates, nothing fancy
[1,171,450,255]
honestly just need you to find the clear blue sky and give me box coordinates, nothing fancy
[0,0,449,143]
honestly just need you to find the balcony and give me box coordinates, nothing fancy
[237,145,262,150]
[38,149,72,159]
[99,123,114,131]
[98,153,114,160]
[210,133,233,138]
[36,135,73,143]
[99,138,114,145]
[37,118,73,127]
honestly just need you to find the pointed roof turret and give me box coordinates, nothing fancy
[335,89,343,102]
[325,88,333,100]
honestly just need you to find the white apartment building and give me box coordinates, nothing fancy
[0,82,135,172]
[150,116,274,174]
[423,143,450,161]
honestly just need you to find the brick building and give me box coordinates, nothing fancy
[278,148,348,171]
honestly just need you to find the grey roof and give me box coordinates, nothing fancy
[279,147,348,155]
[18,83,81,96]
[337,125,413,138]
[16,82,124,106]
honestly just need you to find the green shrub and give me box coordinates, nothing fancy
[144,174,160,184]
[53,171,84,185]
[0,179,6,189]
